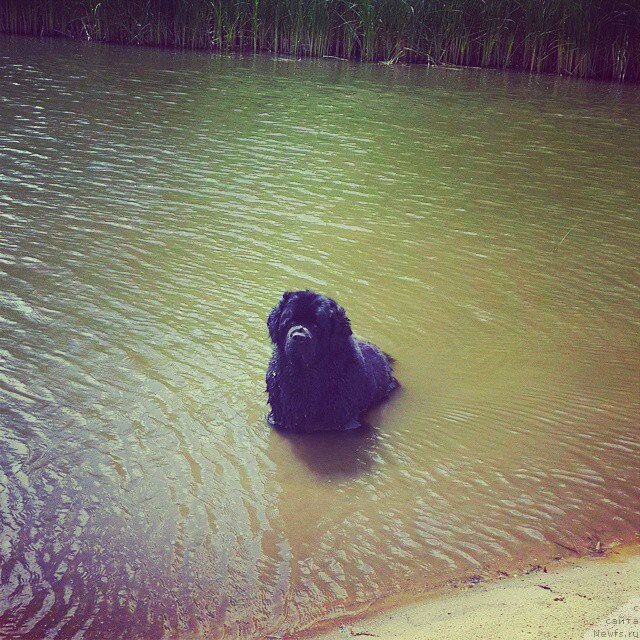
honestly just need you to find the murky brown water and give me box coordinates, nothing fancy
[0,35,639,640]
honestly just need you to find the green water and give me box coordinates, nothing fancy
[0,36,638,640]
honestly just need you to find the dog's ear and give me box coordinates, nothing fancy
[329,299,352,340]
[267,292,292,344]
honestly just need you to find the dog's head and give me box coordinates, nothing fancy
[267,290,352,366]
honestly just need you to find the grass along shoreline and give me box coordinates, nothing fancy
[1,0,639,82]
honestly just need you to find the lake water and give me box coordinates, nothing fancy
[0,36,638,640]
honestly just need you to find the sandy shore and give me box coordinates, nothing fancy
[309,544,640,640]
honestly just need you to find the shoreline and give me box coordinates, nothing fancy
[0,29,640,87]
[304,542,640,640]
[2,33,637,91]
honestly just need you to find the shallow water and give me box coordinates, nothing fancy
[0,35,639,640]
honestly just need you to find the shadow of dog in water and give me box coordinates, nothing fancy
[273,423,380,480]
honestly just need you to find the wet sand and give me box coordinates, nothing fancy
[309,544,640,640]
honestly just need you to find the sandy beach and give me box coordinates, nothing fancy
[310,544,640,640]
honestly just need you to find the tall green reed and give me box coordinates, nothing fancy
[1,0,638,82]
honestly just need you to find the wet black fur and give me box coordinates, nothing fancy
[266,290,397,433]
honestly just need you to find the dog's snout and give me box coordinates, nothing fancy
[288,325,310,341]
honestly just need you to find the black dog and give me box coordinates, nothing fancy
[266,290,397,432]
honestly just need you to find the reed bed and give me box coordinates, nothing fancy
[1,0,638,82]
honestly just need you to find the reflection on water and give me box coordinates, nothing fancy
[275,425,380,479]
[0,35,639,640]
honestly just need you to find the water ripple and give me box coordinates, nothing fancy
[0,35,639,640]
